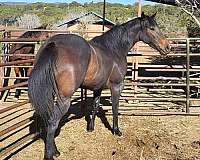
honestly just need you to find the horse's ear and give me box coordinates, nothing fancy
[151,12,157,19]
[141,12,145,18]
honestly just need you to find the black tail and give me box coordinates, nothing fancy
[28,42,62,125]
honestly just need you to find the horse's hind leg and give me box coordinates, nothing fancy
[87,89,102,132]
[45,119,59,160]
[44,98,70,160]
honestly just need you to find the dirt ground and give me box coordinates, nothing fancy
[3,114,200,160]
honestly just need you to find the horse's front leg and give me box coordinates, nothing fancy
[110,82,123,136]
[87,89,102,132]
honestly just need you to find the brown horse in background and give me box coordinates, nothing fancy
[28,12,170,160]
[0,24,50,100]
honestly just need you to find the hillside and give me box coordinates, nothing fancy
[0,2,198,36]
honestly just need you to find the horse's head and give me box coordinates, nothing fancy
[139,12,170,55]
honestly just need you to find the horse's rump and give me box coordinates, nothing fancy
[28,34,92,124]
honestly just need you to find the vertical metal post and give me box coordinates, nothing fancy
[102,0,106,31]
[81,88,87,112]
[84,89,87,102]
[186,38,190,113]
[81,88,87,103]
[132,0,142,103]
[138,0,142,17]
[81,88,84,102]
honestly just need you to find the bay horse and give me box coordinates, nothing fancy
[1,24,50,99]
[28,12,170,160]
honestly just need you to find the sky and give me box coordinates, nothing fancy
[0,0,154,5]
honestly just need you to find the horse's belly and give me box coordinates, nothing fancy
[82,66,107,90]
[82,76,107,90]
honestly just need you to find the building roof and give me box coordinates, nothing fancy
[145,0,200,9]
[145,0,176,6]
[57,11,115,28]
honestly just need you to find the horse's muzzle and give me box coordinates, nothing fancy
[160,39,171,55]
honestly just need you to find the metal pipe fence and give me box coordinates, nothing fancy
[129,38,200,113]
[0,30,199,110]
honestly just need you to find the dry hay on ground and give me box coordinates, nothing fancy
[6,115,200,160]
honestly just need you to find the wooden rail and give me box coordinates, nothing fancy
[0,81,28,93]
[0,59,35,67]
[0,133,39,158]
[0,100,35,159]
[0,117,33,137]
[0,38,42,43]
[2,77,29,79]
[0,54,35,57]
[136,77,200,80]
[0,100,29,114]
[131,82,200,87]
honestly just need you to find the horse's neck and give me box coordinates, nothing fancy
[120,24,141,55]
[92,24,141,58]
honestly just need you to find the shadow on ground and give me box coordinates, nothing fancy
[2,97,113,160]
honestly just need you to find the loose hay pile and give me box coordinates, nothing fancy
[10,115,200,160]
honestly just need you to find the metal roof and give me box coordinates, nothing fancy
[57,11,115,28]
[145,0,200,7]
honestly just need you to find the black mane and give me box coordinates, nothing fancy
[90,17,142,55]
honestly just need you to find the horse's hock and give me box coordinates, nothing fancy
[0,29,200,159]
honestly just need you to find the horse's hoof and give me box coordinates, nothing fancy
[53,150,60,157]
[87,127,94,132]
[87,123,94,132]
[44,157,54,160]
[112,128,122,136]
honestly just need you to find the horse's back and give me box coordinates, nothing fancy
[48,34,89,50]
[46,34,91,68]
[37,34,91,61]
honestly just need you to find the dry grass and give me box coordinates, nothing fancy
[5,115,200,160]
